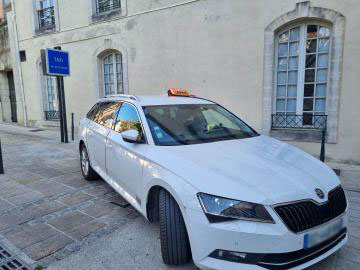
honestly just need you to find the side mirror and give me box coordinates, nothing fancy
[121,129,143,144]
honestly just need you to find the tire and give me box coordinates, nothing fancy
[80,144,97,181]
[159,189,191,265]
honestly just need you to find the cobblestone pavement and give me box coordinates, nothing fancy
[0,125,140,267]
[0,124,359,270]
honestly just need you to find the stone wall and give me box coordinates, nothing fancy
[7,0,360,164]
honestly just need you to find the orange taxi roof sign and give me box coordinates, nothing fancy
[168,88,192,97]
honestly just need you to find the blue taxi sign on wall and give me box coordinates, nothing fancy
[41,48,70,77]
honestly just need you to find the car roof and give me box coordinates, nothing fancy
[98,95,214,106]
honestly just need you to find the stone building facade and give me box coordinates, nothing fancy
[1,0,360,164]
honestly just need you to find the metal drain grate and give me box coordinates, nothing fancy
[0,246,31,270]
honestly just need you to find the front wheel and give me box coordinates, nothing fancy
[159,189,191,265]
[80,145,97,180]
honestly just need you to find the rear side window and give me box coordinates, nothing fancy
[86,103,100,120]
[92,102,120,128]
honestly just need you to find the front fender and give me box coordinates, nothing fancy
[141,161,201,219]
[78,118,90,145]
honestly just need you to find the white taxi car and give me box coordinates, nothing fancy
[78,89,348,270]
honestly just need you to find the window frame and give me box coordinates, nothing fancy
[273,21,332,127]
[32,0,59,35]
[45,76,58,111]
[113,102,148,144]
[102,52,124,96]
[95,0,121,15]
[91,0,127,22]
[37,0,56,30]
[39,59,59,121]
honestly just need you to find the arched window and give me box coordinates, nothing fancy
[274,23,331,127]
[103,52,123,96]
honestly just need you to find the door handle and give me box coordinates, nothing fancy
[106,142,113,149]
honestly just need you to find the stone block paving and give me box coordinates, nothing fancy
[0,127,138,267]
[0,125,359,270]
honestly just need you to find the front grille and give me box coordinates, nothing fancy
[274,186,347,233]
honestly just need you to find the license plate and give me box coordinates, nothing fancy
[304,217,344,249]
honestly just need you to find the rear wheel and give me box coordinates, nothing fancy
[159,189,191,265]
[80,145,97,180]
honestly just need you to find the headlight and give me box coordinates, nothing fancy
[198,193,275,223]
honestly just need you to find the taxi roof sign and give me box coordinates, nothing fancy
[168,88,192,97]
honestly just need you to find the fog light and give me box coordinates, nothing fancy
[210,250,248,263]
[209,249,264,264]
[228,251,247,259]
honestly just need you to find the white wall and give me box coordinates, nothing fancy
[10,0,360,164]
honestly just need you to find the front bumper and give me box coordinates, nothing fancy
[185,208,348,270]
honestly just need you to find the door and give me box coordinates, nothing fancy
[87,102,119,176]
[7,71,17,123]
[106,102,148,205]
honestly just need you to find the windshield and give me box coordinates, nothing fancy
[143,104,258,146]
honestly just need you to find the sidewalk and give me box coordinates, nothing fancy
[0,123,359,270]
[0,124,140,267]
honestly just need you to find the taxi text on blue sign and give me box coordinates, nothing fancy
[43,49,70,77]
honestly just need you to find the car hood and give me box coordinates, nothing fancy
[147,135,340,205]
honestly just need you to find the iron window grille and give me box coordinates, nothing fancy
[38,6,55,30]
[271,114,327,130]
[272,114,328,162]
[44,110,60,121]
[96,0,121,14]
[44,76,59,121]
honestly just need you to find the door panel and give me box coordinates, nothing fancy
[87,121,109,174]
[106,130,148,202]
[105,102,148,204]
[86,102,120,175]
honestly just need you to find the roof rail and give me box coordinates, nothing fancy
[104,94,139,101]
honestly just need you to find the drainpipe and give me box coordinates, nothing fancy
[9,0,28,126]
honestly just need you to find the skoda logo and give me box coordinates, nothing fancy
[315,188,325,199]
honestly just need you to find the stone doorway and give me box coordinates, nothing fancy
[7,71,17,123]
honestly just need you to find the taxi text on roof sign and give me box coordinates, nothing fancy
[41,48,70,77]
[167,88,193,97]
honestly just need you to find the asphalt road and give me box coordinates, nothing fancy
[46,217,197,270]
